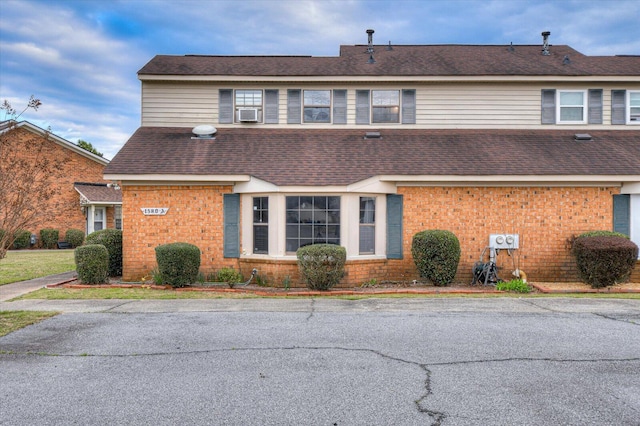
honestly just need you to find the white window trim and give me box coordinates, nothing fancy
[556,90,587,124]
[303,89,332,124]
[240,193,387,260]
[627,90,640,125]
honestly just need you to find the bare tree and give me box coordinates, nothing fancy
[0,97,61,259]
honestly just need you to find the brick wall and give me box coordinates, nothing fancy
[5,127,108,240]
[121,185,237,281]
[398,186,620,284]
[122,184,626,285]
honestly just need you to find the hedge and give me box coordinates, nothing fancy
[411,230,461,286]
[85,229,122,276]
[155,242,201,287]
[297,244,346,291]
[75,244,109,284]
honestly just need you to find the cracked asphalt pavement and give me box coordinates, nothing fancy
[1,298,639,425]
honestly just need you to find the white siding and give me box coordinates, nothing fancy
[141,81,640,129]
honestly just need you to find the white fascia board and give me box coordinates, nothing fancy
[383,175,639,186]
[621,182,640,194]
[138,74,640,83]
[103,174,250,185]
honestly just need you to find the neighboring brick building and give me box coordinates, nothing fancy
[0,120,122,244]
[105,31,640,285]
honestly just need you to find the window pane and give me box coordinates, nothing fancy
[285,195,341,252]
[360,197,375,223]
[304,90,330,105]
[359,226,375,254]
[629,92,640,107]
[560,107,583,121]
[304,107,330,123]
[236,90,262,106]
[373,106,399,123]
[253,226,268,254]
[372,90,399,105]
[559,92,583,106]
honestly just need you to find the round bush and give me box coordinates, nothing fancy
[75,244,109,284]
[572,235,638,288]
[412,230,461,286]
[65,229,85,248]
[40,228,59,249]
[296,244,346,291]
[155,242,201,288]
[85,229,122,276]
[216,267,244,288]
[13,229,32,249]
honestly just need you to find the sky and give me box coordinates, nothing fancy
[1,0,639,160]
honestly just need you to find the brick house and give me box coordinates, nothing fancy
[105,31,640,285]
[0,120,122,243]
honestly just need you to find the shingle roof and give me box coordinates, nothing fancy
[105,128,640,186]
[74,183,122,204]
[138,45,640,77]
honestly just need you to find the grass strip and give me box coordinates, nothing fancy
[0,250,75,285]
[0,311,59,337]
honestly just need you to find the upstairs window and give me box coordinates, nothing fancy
[303,90,331,123]
[235,89,262,122]
[557,90,586,124]
[372,90,400,123]
[629,91,640,124]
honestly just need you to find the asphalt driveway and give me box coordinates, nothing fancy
[1,298,639,425]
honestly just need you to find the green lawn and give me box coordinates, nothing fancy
[0,311,59,337]
[0,250,75,285]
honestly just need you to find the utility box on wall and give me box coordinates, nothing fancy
[489,234,519,249]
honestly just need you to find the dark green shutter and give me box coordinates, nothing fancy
[588,89,603,124]
[333,90,347,124]
[287,89,301,124]
[541,89,556,124]
[223,193,240,258]
[356,90,370,125]
[611,90,626,125]
[613,194,630,236]
[219,89,233,124]
[264,89,279,124]
[402,89,416,124]
[386,194,403,259]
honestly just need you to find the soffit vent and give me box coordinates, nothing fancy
[191,124,217,139]
[574,133,592,141]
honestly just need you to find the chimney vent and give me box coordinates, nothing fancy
[366,29,375,53]
[541,31,551,55]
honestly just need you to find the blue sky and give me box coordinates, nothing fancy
[1,0,639,159]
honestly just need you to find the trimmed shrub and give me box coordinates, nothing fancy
[75,244,109,284]
[577,230,629,239]
[40,228,59,249]
[412,230,461,286]
[85,229,123,276]
[571,235,638,288]
[13,229,32,249]
[155,242,201,288]
[297,244,346,291]
[496,279,532,293]
[216,267,244,288]
[65,229,85,248]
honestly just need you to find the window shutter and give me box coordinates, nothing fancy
[402,89,416,124]
[541,89,556,124]
[611,90,626,125]
[588,89,603,124]
[356,90,370,125]
[264,89,279,124]
[386,194,403,259]
[223,194,240,258]
[219,89,233,124]
[287,89,301,124]
[613,194,630,236]
[333,90,347,124]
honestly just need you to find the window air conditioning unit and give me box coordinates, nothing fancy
[238,108,259,122]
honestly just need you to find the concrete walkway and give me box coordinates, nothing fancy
[0,271,76,302]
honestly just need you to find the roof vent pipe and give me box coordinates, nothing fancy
[541,31,551,55]
[366,29,375,53]
[386,40,393,51]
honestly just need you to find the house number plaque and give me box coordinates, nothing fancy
[141,207,169,216]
